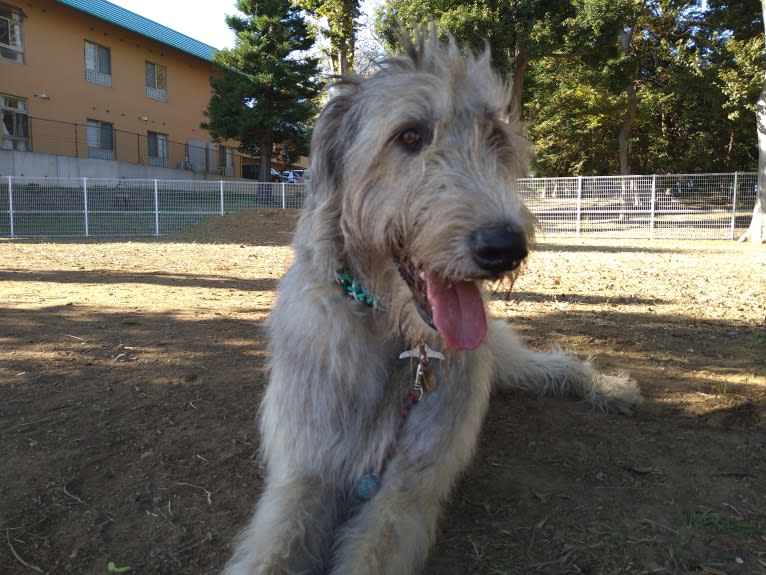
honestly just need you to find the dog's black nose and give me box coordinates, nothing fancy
[470,225,528,274]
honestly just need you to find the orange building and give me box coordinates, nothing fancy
[0,0,251,177]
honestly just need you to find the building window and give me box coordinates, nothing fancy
[219,145,233,176]
[147,131,168,167]
[84,41,112,87]
[145,61,168,102]
[87,119,114,159]
[0,93,28,151]
[0,3,24,63]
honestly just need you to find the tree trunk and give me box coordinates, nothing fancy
[509,43,528,121]
[258,128,275,183]
[255,129,276,206]
[618,80,637,175]
[618,25,637,176]
[740,1,766,242]
[338,48,349,75]
[739,75,766,242]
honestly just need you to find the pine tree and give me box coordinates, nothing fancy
[203,0,324,182]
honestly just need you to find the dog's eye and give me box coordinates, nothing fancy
[399,128,423,151]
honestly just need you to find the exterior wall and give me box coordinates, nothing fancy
[0,149,238,180]
[1,0,241,176]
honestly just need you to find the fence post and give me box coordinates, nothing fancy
[153,179,160,237]
[220,180,225,216]
[82,177,89,237]
[8,175,14,238]
[575,176,582,237]
[281,182,286,209]
[649,174,656,239]
[729,171,739,240]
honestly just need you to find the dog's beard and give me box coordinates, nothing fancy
[395,255,487,351]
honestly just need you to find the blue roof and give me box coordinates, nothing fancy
[57,0,218,62]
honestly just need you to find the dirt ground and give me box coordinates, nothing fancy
[1,210,765,575]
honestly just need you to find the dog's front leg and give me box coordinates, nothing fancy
[329,354,494,575]
[330,473,444,575]
[223,475,340,575]
[488,318,641,414]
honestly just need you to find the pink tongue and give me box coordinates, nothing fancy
[426,271,487,350]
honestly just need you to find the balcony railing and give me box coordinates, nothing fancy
[9,116,246,177]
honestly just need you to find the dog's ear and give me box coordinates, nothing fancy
[308,77,362,202]
[295,77,363,276]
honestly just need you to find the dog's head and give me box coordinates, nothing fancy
[303,31,536,351]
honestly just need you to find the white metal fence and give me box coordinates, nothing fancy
[0,178,304,237]
[0,173,758,239]
[519,173,757,240]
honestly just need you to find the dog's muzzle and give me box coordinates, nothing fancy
[395,223,528,352]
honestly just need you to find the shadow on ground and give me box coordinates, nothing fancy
[1,271,764,575]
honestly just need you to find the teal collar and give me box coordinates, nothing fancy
[336,267,384,309]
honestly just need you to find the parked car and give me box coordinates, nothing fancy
[281,169,306,183]
[241,165,286,182]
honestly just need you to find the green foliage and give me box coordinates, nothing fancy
[297,0,360,73]
[374,0,763,176]
[526,59,623,175]
[625,0,763,174]
[203,0,324,180]
[375,0,575,74]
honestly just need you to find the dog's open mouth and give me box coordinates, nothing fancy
[395,256,487,351]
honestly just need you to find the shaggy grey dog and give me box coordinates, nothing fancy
[224,33,640,575]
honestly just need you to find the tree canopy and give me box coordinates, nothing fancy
[374,0,763,176]
[203,0,763,184]
[203,0,324,181]
[298,0,361,74]
[375,0,581,118]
